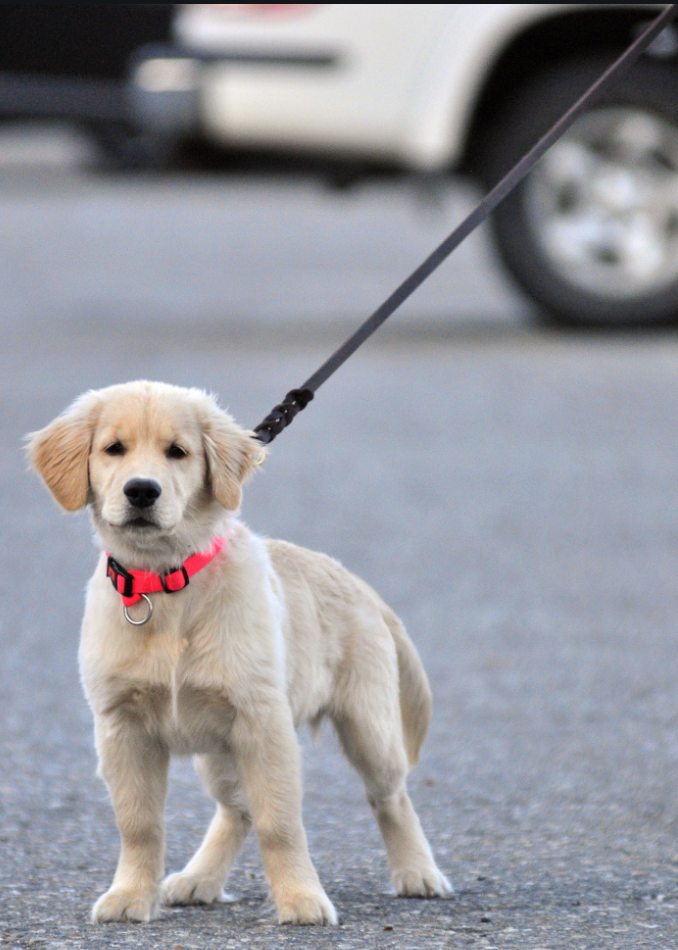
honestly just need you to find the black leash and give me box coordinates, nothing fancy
[254,3,678,446]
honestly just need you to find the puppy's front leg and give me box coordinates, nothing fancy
[91,715,169,923]
[231,703,337,925]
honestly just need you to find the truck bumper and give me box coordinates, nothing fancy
[128,41,339,138]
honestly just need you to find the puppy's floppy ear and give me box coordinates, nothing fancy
[199,394,265,511]
[25,390,102,512]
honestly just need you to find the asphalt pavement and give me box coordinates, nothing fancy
[2,133,678,950]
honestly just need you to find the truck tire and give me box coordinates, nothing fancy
[481,56,678,328]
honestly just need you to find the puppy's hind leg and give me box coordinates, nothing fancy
[333,616,451,899]
[163,752,251,906]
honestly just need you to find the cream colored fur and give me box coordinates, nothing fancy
[27,380,450,926]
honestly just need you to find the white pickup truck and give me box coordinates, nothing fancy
[131,4,678,327]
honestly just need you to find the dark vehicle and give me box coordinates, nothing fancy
[0,4,174,167]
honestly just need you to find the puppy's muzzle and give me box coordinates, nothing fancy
[123,478,162,510]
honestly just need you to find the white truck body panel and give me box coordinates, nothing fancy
[175,3,660,169]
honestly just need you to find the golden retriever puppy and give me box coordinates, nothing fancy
[27,380,450,926]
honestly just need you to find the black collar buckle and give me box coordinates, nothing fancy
[107,555,134,599]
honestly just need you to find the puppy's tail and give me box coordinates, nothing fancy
[382,608,433,768]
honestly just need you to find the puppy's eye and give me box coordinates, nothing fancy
[104,442,125,456]
[167,444,188,460]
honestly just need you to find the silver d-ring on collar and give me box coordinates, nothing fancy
[123,594,154,627]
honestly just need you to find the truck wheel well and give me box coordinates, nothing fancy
[460,6,660,178]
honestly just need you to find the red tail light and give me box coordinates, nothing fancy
[204,4,320,17]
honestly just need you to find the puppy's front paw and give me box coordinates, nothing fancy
[277,888,338,926]
[91,886,160,923]
[163,871,233,906]
[393,865,453,899]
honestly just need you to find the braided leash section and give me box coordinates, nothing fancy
[254,388,314,444]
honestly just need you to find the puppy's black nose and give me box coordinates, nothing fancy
[123,478,162,509]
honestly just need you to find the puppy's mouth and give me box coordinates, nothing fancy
[124,515,159,530]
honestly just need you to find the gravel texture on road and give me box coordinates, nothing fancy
[3,326,678,950]
[0,169,524,338]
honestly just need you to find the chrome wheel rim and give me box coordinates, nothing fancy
[525,106,678,299]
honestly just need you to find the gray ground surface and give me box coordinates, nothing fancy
[2,142,678,949]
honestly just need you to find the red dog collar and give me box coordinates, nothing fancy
[107,536,227,608]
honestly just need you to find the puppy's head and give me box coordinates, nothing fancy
[27,381,264,561]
